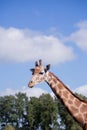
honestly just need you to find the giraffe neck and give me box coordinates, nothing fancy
[45,72,87,127]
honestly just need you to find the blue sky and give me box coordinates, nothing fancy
[0,0,87,97]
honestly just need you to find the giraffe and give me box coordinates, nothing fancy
[28,60,87,130]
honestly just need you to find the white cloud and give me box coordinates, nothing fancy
[76,21,87,29]
[0,86,48,98]
[69,21,87,52]
[0,27,75,64]
[74,85,87,97]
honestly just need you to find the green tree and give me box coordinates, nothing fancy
[27,94,58,130]
[27,96,42,130]
[0,93,28,129]
[15,92,28,129]
[0,95,17,128]
[39,94,58,130]
[0,93,58,130]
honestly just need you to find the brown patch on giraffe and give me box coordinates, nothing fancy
[58,83,64,89]
[50,82,57,90]
[59,90,63,96]
[69,94,74,99]
[74,98,81,107]
[80,103,87,113]
[48,78,52,82]
[53,78,57,83]
[70,106,78,114]
[47,74,52,83]
[48,72,53,78]
[34,68,40,73]
[63,90,69,98]
[68,99,73,104]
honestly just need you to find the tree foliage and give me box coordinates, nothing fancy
[0,93,58,130]
[0,92,87,130]
[39,94,58,130]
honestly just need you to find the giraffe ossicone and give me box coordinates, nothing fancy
[28,59,87,130]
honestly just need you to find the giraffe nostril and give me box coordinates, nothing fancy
[30,81,33,83]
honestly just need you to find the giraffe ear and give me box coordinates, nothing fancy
[45,64,50,72]
[30,68,35,73]
[46,64,50,70]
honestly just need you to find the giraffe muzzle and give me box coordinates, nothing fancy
[28,81,34,88]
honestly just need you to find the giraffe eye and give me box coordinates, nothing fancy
[39,72,44,75]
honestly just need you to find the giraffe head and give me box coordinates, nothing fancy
[28,60,50,88]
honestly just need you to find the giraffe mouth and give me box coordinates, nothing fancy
[28,84,33,88]
[28,81,34,88]
[29,86,33,88]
